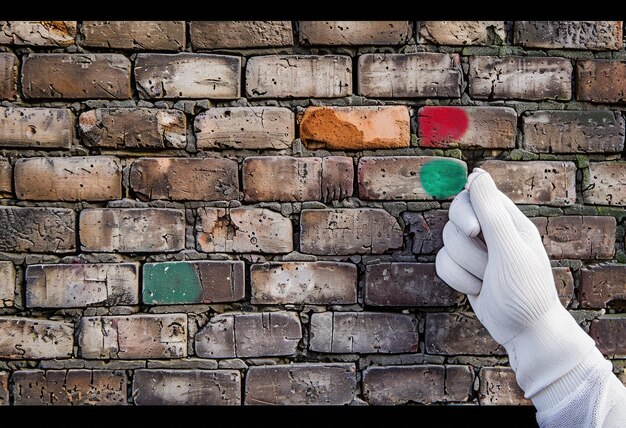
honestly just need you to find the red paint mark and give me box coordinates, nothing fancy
[418,106,469,148]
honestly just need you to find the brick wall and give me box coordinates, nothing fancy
[0,20,624,406]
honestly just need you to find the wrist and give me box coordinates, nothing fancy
[503,304,596,398]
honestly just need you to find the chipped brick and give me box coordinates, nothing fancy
[0,106,74,149]
[190,21,293,49]
[0,207,76,253]
[299,21,411,45]
[0,317,74,359]
[425,313,505,355]
[81,21,185,51]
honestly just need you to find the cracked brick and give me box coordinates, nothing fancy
[0,207,76,253]
[522,110,625,153]
[419,21,505,45]
[190,21,293,49]
[358,53,462,98]
[480,160,576,206]
[0,317,74,359]
[514,21,622,50]
[580,264,626,309]
[245,363,356,405]
[22,54,131,99]
[0,21,76,46]
[78,314,187,359]
[246,55,352,99]
[130,157,239,201]
[195,107,294,150]
[195,311,301,358]
[133,369,241,405]
[402,210,447,255]
[81,21,185,51]
[25,263,139,308]
[79,108,186,149]
[309,312,418,353]
[363,365,473,404]
[0,53,17,100]
[196,207,293,253]
[12,369,127,405]
[469,56,572,100]
[134,53,241,99]
[15,156,122,201]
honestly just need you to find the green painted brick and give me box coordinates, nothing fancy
[143,261,245,305]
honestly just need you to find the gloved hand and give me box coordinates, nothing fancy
[436,168,601,406]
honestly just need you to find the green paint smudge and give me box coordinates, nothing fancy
[143,262,202,304]
[419,159,467,199]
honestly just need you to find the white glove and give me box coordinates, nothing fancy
[435,168,606,409]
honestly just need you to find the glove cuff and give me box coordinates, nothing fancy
[531,346,612,415]
[503,304,596,398]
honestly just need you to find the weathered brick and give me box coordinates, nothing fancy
[135,53,241,99]
[190,21,293,49]
[580,265,626,309]
[299,21,411,45]
[514,21,623,50]
[79,208,185,253]
[358,156,467,200]
[403,210,448,254]
[143,261,244,305]
[0,106,74,149]
[425,313,505,355]
[584,162,626,206]
[364,263,464,307]
[0,372,7,405]
[246,55,351,99]
[25,263,139,308]
[81,21,184,51]
[0,207,76,253]
[78,314,187,359]
[133,370,240,405]
[15,156,122,201]
[309,312,418,353]
[130,157,239,201]
[522,110,625,153]
[553,267,575,308]
[0,262,15,307]
[22,54,131,99]
[0,158,12,197]
[250,262,357,305]
[243,156,321,202]
[358,53,461,98]
[576,60,626,104]
[196,207,292,253]
[0,53,17,100]
[532,216,616,259]
[321,157,354,202]
[417,106,516,148]
[195,107,294,150]
[469,56,572,100]
[480,160,576,206]
[299,106,410,150]
[245,363,356,405]
[300,209,402,255]
[12,369,126,405]
[79,108,186,149]
[195,311,301,358]
[479,367,530,405]
[363,365,473,405]
[0,21,76,46]
[0,317,73,359]
[590,316,626,358]
[419,21,505,45]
